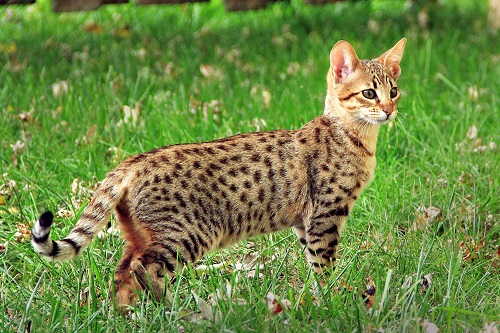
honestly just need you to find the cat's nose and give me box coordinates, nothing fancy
[380,104,394,118]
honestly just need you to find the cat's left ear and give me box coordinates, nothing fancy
[375,38,407,80]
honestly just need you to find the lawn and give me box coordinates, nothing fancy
[0,0,498,332]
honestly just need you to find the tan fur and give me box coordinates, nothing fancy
[32,38,406,310]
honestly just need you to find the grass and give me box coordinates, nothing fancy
[0,0,499,331]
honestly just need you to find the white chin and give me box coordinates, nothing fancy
[360,113,396,125]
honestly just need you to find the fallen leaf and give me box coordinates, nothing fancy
[199,64,222,79]
[75,124,97,145]
[479,322,498,333]
[192,291,222,324]
[0,42,16,54]
[263,292,290,315]
[363,279,376,307]
[10,140,26,156]
[262,90,272,108]
[52,81,68,98]
[0,195,6,205]
[121,104,141,126]
[467,125,478,139]
[112,25,132,38]
[19,110,35,122]
[83,22,104,34]
[420,273,433,291]
[15,223,31,242]
[367,19,380,33]
[402,273,434,292]
[459,237,485,261]
[413,206,442,231]
[421,319,439,333]
[56,209,74,219]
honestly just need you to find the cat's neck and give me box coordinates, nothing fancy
[323,95,380,155]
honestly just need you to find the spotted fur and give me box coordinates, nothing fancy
[32,38,406,308]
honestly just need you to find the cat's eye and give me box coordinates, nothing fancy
[362,89,376,99]
[390,87,398,98]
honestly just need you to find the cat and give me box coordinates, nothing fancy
[32,38,407,309]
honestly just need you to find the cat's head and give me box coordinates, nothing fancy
[324,38,406,127]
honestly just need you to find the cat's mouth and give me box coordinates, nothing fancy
[359,111,397,126]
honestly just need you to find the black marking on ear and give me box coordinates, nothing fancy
[49,240,60,257]
[39,211,54,228]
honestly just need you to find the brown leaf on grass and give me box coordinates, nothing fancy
[79,286,102,307]
[413,206,442,231]
[421,319,440,333]
[83,22,104,34]
[0,42,17,54]
[75,124,97,145]
[192,291,222,324]
[52,81,68,98]
[56,209,74,219]
[458,237,485,262]
[479,322,499,333]
[199,64,223,80]
[456,125,497,154]
[261,90,272,108]
[250,118,267,132]
[19,110,35,123]
[402,273,434,292]
[362,277,376,307]
[263,292,291,315]
[119,104,142,127]
[0,242,7,253]
[15,223,31,242]
[112,25,132,38]
[367,19,380,33]
[10,140,26,157]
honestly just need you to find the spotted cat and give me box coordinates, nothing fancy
[32,38,407,308]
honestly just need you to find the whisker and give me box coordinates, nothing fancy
[395,118,411,145]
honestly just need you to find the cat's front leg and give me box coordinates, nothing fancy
[304,213,347,274]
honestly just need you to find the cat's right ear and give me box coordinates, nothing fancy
[330,40,361,84]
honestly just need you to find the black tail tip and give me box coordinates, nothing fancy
[39,211,54,228]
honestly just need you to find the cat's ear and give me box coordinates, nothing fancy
[375,38,407,80]
[330,40,362,84]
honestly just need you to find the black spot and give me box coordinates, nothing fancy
[204,147,216,155]
[240,166,250,174]
[322,224,338,235]
[49,240,60,257]
[258,188,265,202]
[328,239,338,247]
[253,171,262,183]
[218,176,228,186]
[314,206,349,219]
[251,154,261,162]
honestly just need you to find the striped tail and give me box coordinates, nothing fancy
[32,179,123,261]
